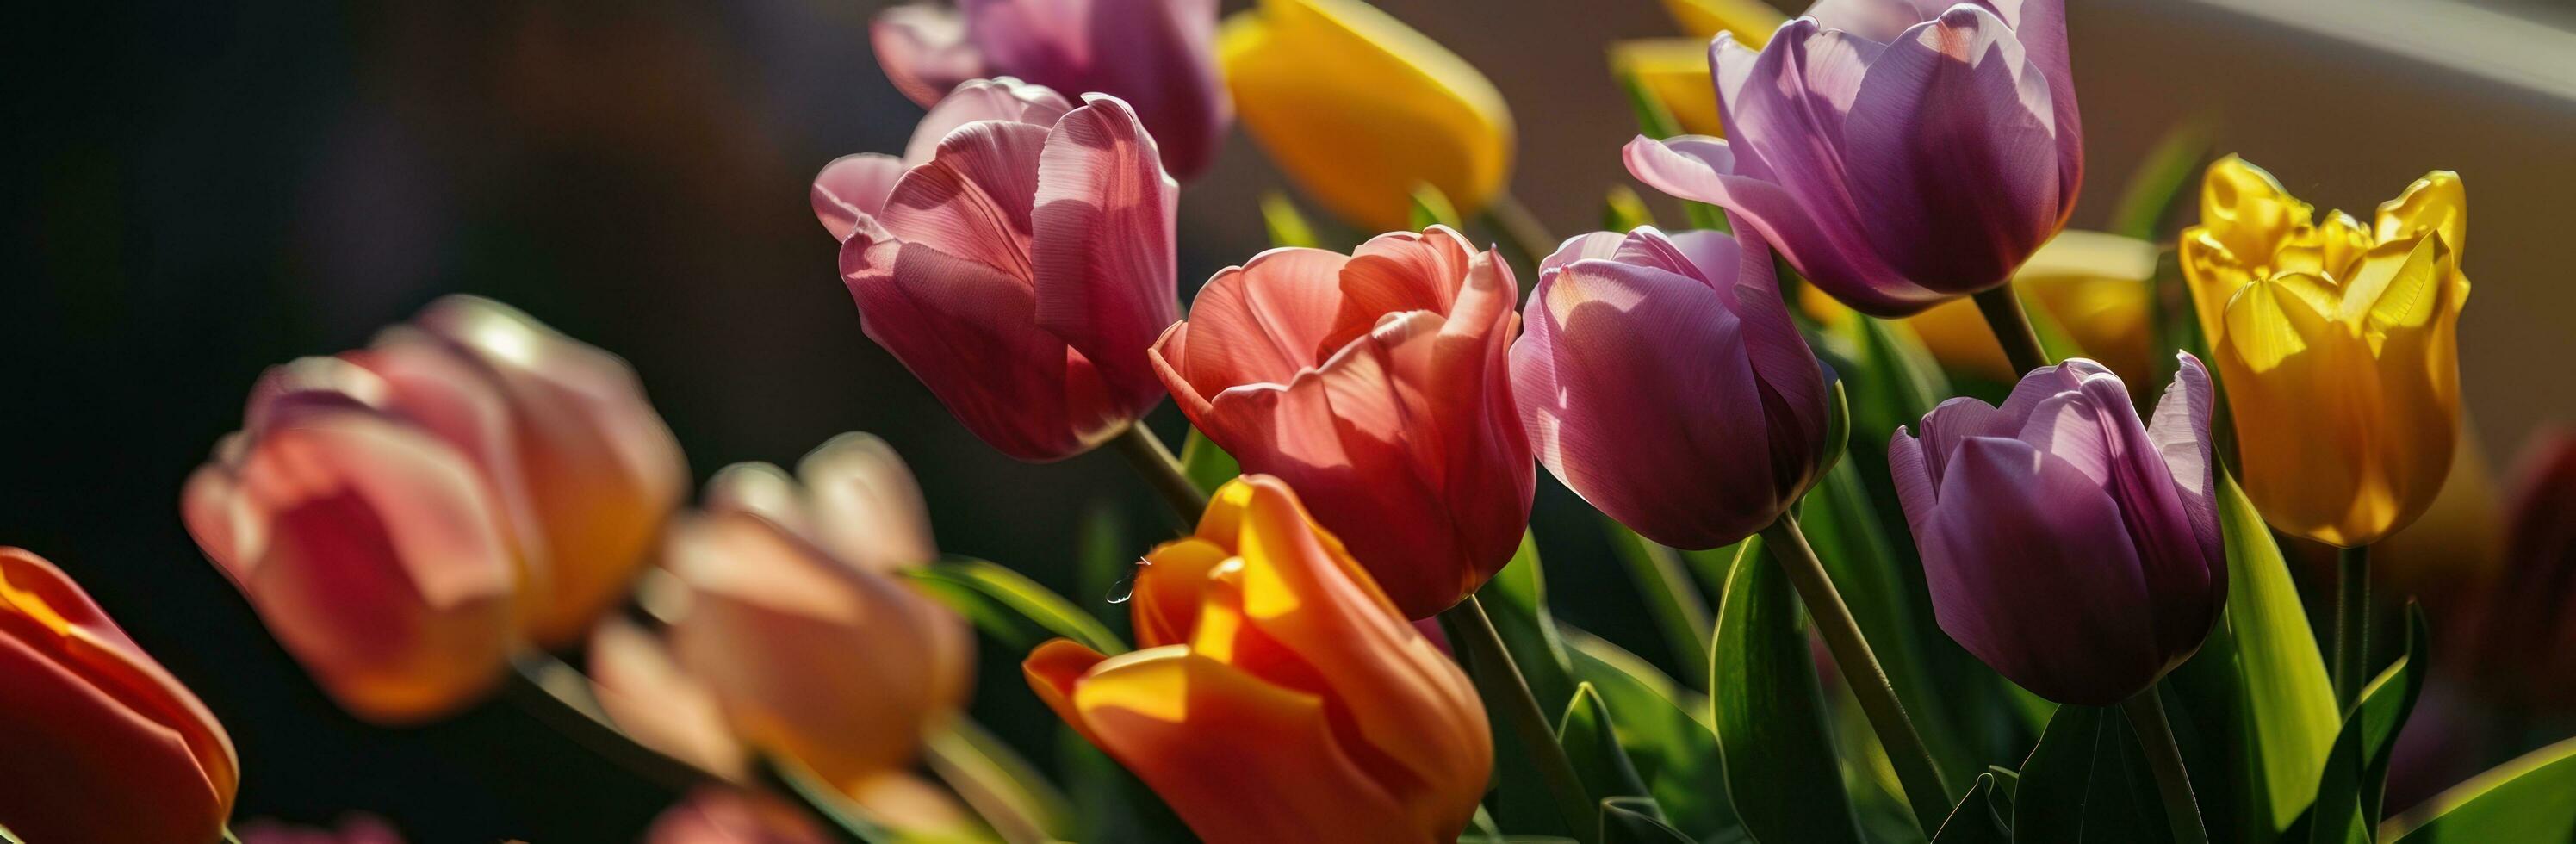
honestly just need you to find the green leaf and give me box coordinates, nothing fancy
[1261,190,1321,248]
[1602,797,1697,844]
[1604,186,1658,232]
[2107,118,2216,241]
[2360,606,2433,826]
[1478,533,1582,837]
[1599,519,1713,689]
[905,557,1127,655]
[2295,605,2430,844]
[1710,537,1864,844]
[1616,65,1685,141]
[2013,704,2169,844]
[1931,773,2010,844]
[1561,628,1737,839]
[926,718,1077,843]
[1412,183,1463,230]
[2385,735,2576,842]
[2215,470,2340,833]
[1175,426,1240,494]
[1561,683,1657,813]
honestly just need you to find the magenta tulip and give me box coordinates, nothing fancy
[1624,0,2080,316]
[811,80,1179,462]
[1513,226,1829,549]
[1889,356,2224,704]
[872,0,1229,179]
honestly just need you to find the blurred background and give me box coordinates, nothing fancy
[5,0,2573,839]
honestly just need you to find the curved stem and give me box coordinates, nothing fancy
[2122,688,2211,844]
[1758,515,1954,835]
[1439,595,1598,844]
[1109,423,1208,524]
[2334,544,2372,709]
[1971,285,2051,376]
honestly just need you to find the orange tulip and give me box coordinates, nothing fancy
[1,548,239,844]
[1025,475,1492,844]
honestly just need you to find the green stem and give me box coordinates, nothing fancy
[2334,544,2372,709]
[1758,515,1954,835]
[2122,688,2211,844]
[1439,595,1598,844]
[1109,423,1209,524]
[1971,284,2051,376]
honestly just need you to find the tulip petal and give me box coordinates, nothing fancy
[1329,226,1475,350]
[1031,95,1182,412]
[2147,354,2223,572]
[590,619,748,781]
[1622,135,1942,314]
[872,3,989,108]
[812,154,905,243]
[879,121,1049,281]
[796,432,940,574]
[1974,0,2078,211]
[1164,246,1352,397]
[903,78,1075,166]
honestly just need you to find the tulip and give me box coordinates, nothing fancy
[665,436,971,793]
[2463,428,2576,711]
[1890,357,2226,704]
[1,548,239,844]
[871,0,1229,179]
[1024,475,1491,843]
[645,789,829,844]
[1513,226,1829,549]
[1662,0,1791,40]
[813,82,1179,462]
[1150,225,1531,618]
[184,357,523,723]
[1614,1,1785,136]
[2180,156,2470,547]
[1624,0,2082,317]
[1220,0,1513,230]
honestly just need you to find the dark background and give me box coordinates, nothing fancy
[7,0,2574,840]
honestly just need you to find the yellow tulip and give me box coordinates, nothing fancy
[1802,230,2159,385]
[1663,0,1792,40]
[2181,155,2469,547]
[1220,0,1513,231]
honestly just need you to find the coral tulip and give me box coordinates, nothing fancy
[2181,156,2470,547]
[0,549,239,844]
[1024,475,1491,844]
[871,0,1229,179]
[1513,226,1829,549]
[813,81,1178,462]
[1220,0,1513,230]
[1150,225,1531,618]
[184,357,523,723]
[665,436,971,793]
[1890,357,2225,704]
[1625,0,2082,317]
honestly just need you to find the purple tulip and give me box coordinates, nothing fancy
[1511,226,1829,549]
[1889,356,2224,705]
[1623,0,2080,317]
[810,79,1179,462]
[873,0,1230,180]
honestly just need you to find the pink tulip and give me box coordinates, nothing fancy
[872,0,1229,178]
[1513,226,1831,549]
[1624,0,2080,316]
[812,80,1179,462]
[1150,225,1532,618]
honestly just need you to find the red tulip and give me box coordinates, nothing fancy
[1150,225,1532,618]
[1,548,239,844]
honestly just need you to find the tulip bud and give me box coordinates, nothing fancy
[183,357,522,723]
[407,295,689,646]
[1025,475,1492,843]
[815,83,1180,462]
[665,437,971,793]
[1220,0,1514,230]
[1625,0,2082,316]
[1151,225,1532,618]
[1890,357,2226,704]
[1513,226,1829,549]
[1,548,239,844]
[870,0,1230,180]
[2180,157,2470,547]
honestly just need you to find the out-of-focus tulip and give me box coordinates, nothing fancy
[184,357,523,723]
[1662,0,1791,40]
[812,81,1178,462]
[1890,357,2225,704]
[2463,428,2576,711]
[646,789,829,844]
[1220,0,1513,230]
[234,815,406,844]
[1626,0,2083,317]
[1513,226,1828,549]
[1828,230,2158,384]
[590,617,749,780]
[1024,476,1491,844]
[665,436,971,794]
[871,0,1229,179]
[2180,157,2468,547]
[1150,225,1531,618]
[1615,1,1784,136]
[0,548,239,844]
[406,295,689,646]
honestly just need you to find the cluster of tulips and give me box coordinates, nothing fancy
[5,0,2572,842]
